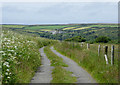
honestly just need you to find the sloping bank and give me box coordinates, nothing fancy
[2,29,54,83]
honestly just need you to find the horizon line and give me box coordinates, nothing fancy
[0,23,118,25]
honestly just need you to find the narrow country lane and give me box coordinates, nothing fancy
[30,47,53,83]
[50,46,96,83]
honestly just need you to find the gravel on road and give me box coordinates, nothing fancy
[31,47,53,83]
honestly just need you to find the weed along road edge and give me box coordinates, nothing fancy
[31,47,53,83]
[50,46,96,83]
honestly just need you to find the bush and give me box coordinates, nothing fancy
[65,36,86,42]
[95,36,111,43]
[86,41,94,44]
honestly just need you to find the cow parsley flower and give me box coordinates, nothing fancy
[7,76,10,79]
[6,69,9,72]
[5,72,8,75]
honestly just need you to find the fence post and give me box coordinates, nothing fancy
[81,42,83,47]
[104,45,108,64]
[98,44,101,56]
[72,42,74,48]
[111,45,114,65]
[87,43,90,49]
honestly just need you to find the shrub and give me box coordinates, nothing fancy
[65,36,86,42]
[95,36,111,43]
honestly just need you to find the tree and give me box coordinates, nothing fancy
[65,36,86,42]
[95,36,111,43]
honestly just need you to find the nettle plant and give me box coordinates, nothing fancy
[1,30,41,83]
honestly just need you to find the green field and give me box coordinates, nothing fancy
[24,25,71,31]
[2,25,25,28]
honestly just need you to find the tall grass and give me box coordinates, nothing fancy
[1,28,53,83]
[54,41,118,83]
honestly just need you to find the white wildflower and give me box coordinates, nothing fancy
[6,64,10,68]
[6,69,9,72]
[7,76,10,79]
[2,53,6,56]
[14,52,17,55]
[7,40,10,42]
[8,53,12,56]
[12,57,16,60]
[8,50,14,52]
[7,46,10,48]
[4,38,7,40]
[15,46,17,49]
[0,51,4,53]
[5,72,8,75]
[6,43,10,45]
[3,62,9,66]
[11,41,14,43]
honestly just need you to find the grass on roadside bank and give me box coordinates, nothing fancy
[1,28,54,83]
[44,46,77,83]
[54,41,118,83]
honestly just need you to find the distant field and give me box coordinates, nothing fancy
[62,27,76,30]
[2,24,118,43]
[2,25,25,28]
[39,29,51,31]
[89,24,118,28]
[73,27,90,30]
[24,25,71,31]
[2,24,118,31]
[62,24,118,30]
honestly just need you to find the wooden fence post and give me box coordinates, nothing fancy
[87,43,90,49]
[98,44,101,56]
[81,42,83,47]
[111,45,114,65]
[104,45,108,64]
[72,42,74,48]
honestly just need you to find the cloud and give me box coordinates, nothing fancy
[2,2,118,24]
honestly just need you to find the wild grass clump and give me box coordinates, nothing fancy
[54,41,118,83]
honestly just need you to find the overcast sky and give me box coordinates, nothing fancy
[2,2,118,24]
